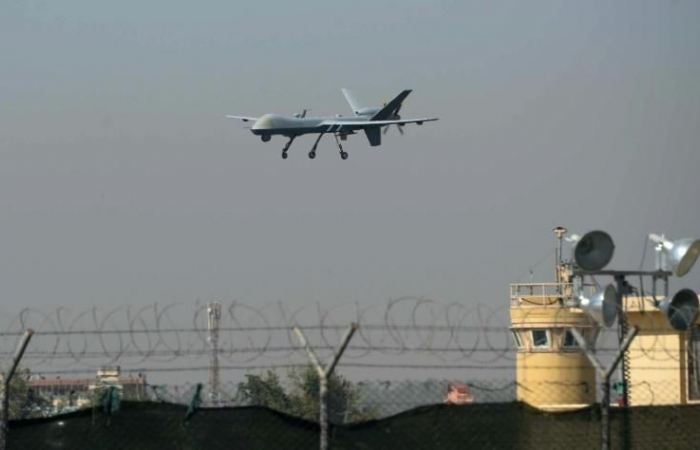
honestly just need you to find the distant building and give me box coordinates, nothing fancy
[89,366,148,399]
[28,366,148,412]
[27,377,92,410]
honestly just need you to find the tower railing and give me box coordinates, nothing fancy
[510,282,596,307]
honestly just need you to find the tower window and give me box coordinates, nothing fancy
[563,330,579,348]
[531,329,550,349]
[511,330,523,349]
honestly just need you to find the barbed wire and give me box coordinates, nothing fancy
[0,297,693,369]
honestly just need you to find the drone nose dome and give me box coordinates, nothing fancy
[252,114,275,130]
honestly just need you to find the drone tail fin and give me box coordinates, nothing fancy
[372,89,411,120]
[372,90,412,121]
[341,88,365,115]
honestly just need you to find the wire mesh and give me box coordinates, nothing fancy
[7,381,700,449]
[2,298,700,448]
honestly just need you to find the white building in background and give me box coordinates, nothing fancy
[28,366,148,412]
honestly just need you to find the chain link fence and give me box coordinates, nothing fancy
[2,298,700,448]
[7,380,700,449]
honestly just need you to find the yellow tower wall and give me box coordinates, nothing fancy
[511,303,598,410]
[516,352,596,408]
[625,299,690,405]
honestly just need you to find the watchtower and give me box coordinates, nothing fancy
[510,227,600,410]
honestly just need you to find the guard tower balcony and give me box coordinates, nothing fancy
[510,281,596,308]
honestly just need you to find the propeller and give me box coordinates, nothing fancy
[381,101,405,135]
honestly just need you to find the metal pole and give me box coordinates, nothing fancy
[600,377,611,450]
[207,302,221,406]
[613,275,634,450]
[614,276,630,406]
[554,227,567,291]
[0,373,5,450]
[0,329,34,450]
[294,325,329,450]
[570,326,637,450]
[293,323,357,450]
[324,324,358,378]
[319,376,328,449]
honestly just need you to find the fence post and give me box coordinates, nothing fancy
[0,329,34,450]
[569,326,637,450]
[293,323,357,450]
[0,373,4,450]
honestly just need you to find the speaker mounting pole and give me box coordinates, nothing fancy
[569,326,638,450]
[553,227,568,290]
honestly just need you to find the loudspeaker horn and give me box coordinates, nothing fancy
[574,230,615,271]
[649,234,700,277]
[658,288,699,331]
[579,284,618,327]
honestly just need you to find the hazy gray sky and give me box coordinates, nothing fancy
[1,0,699,317]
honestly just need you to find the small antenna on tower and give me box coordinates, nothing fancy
[553,227,568,288]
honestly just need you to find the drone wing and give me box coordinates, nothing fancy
[319,117,438,147]
[319,117,438,127]
[225,115,259,122]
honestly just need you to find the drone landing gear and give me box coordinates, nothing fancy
[334,134,348,160]
[308,133,325,159]
[282,136,296,159]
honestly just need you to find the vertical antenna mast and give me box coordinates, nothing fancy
[207,302,222,406]
[553,227,568,289]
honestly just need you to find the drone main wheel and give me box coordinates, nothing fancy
[282,152,288,159]
[308,151,316,159]
[340,152,348,160]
